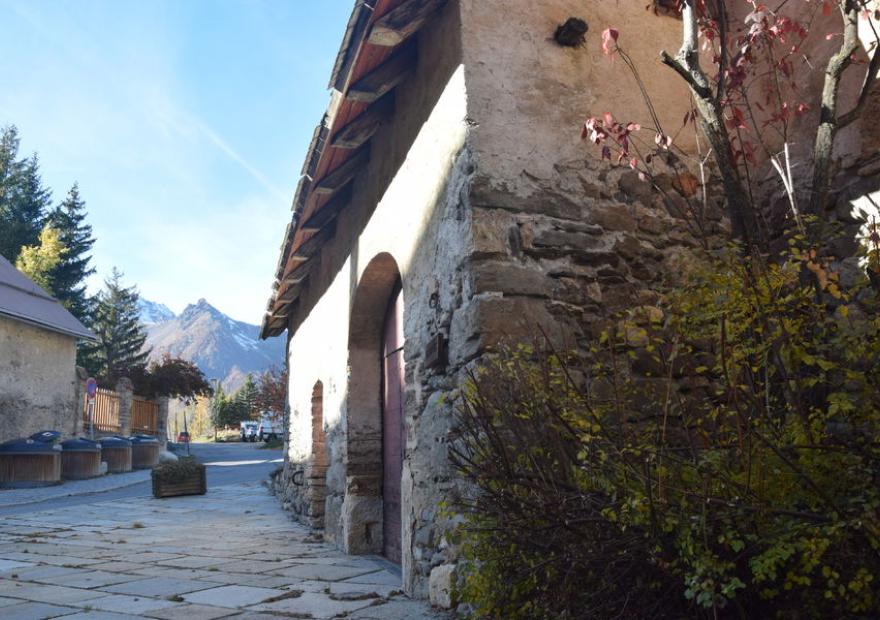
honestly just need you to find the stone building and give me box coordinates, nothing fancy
[0,254,96,443]
[261,0,880,603]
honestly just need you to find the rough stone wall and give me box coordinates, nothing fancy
[0,317,81,442]
[455,1,711,352]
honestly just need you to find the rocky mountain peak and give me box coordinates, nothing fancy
[140,297,283,391]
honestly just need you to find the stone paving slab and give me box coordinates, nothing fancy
[250,589,377,618]
[181,584,284,608]
[0,601,80,619]
[62,612,144,620]
[102,577,217,597]
[142,603,234,620]
[0,481,449,619]
[77,593,177,614]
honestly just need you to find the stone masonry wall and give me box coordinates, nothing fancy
[0,317,81,442]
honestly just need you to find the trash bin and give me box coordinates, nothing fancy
[60,438,102,480]
[130,435,160,470]
[30,430,62,444]
[99,436,132,473]
[0,438,62,488]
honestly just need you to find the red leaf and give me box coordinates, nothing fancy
[602,28,619,56]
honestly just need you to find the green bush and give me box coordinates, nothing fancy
[451,247,880,619]
[152,456,203,483]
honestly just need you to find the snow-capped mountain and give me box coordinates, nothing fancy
[138,299,176,325]
[141,298,284,391]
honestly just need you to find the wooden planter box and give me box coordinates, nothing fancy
[151,464,207,498]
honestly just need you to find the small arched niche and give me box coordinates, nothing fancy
[306,380,328,528]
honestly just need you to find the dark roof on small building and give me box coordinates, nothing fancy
[0,254,96,340]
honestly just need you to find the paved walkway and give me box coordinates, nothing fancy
[0,482,447,619]
[0,471,151,508]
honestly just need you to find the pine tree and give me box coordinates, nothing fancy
[0,126,20,211]
[235,374,259,420]
[0,127,51,262]
[15,225,67,291]
[47,184,96,319]
[80,268,151,384]
[210,382,229,432]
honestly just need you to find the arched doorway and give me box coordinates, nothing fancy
[382,284,404,563]
[344,253,405,563]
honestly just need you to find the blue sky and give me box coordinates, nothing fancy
[0,0,351,324]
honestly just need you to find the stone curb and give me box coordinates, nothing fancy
[0,470,151,508]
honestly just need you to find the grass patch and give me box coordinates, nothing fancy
[259,438,283,450]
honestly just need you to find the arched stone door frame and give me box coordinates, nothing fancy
[343,252,405,558]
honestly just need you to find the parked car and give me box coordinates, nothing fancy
[257,412,284,442]
[176,431,190,444]
[240,421,258,442]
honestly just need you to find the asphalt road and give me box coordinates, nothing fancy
[0,441,283,517]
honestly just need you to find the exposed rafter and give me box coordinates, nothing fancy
[367,0,447,47]
[301,185,352,233]
[346,40,417,103]
[313,146,370,195]
[293,221,337,260]
[331,94,395,149]
[282,259,314,286]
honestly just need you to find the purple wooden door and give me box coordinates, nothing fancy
[382,287,404,564]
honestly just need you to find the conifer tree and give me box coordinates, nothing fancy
[47,183,95,319]
[0,127,51,262]
[234,374,259,420]
[81,268,151,384]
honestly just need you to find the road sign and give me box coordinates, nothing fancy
[86,377,97,400]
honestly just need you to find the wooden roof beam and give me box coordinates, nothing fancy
[346,41,417,103]
[293,221,336,261]
[301,185,352,233]
[368,0,447,47]
[313,146,370,195]
[277,277,308,304]
[282,259,313,286]
[330,93,395,149]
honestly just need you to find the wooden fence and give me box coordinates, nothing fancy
[131,398,159,435]
[82,390,160,436]
[83,388,121,433]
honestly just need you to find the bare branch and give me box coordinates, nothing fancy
[661,1,761,248]
[808,1,862,217]
[838,5,880,128]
